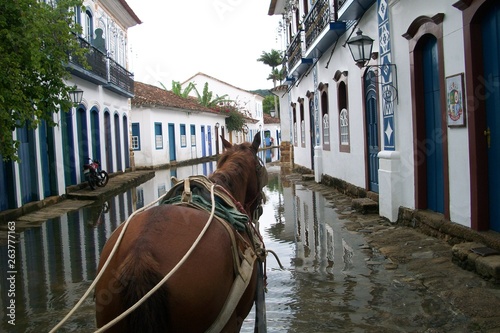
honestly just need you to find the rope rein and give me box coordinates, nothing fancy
[49,184,218,333]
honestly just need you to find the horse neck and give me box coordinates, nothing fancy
[210,165,258,213]
[210,168,247,204]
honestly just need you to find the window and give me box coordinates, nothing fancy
[154,122,163,149]
[319,83,330,151]
[131,123,140,150]
[340,109,349,145]
[85,10,93,43]
[180,124,186,147]
[299,98,305,147]
[190,124,196,147]
[292,103,298,146]
[336,74,350,153]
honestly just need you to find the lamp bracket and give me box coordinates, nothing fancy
[364,63,398,104]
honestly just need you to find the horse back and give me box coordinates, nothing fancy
[95,204,255,332]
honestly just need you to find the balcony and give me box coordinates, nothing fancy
[286,31,313,81]
[106,58,134,98]
[68,36,134,98]
[337,0,376,21]
[68,37,108,86]
[304,0,346,59]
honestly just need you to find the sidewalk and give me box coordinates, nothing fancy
[0,170,155,226]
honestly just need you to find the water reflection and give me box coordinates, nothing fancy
[1,155,430,332]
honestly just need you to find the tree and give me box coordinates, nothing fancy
[257,49,284,118]
[0,0,85,161]
[161,80,195,98]
[193,82,230,107]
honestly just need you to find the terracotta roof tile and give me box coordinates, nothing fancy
[132,81,218,114]
[264,113,280,124]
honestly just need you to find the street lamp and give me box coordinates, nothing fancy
[346,29,398,103]
[346,29,374,68]
[68,86,84,106]
[215,122,220,128]
[270,110,276,118]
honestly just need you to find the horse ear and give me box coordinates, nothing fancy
[251,132,261,152]
[221,136,232,149]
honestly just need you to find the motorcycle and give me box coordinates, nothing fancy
[83,158,109,190]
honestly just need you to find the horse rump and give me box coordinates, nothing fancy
[97,248,169,333]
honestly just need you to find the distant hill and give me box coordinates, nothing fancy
[250,89,272,97]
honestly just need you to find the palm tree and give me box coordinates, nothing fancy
[193,82,230,107]
[257,49,284,118]
[159,80,195,98]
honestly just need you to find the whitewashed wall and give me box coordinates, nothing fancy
[130,106,226,167]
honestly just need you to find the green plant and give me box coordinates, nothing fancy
[0,0,85,161]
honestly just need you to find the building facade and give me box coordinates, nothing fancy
[0,0,141,211]
[131,82,227,168]
[182,72,266,144]
[269,0,500,232]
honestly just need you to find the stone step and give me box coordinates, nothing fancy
[352,197,379,214]
[301,174,315,181]
[452,242,500,283]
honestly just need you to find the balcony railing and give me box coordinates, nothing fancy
[287,32,303,71]
[108,58,134,96]
[68,35,134,97]
[69,37,108,83]
[304,0,335,51]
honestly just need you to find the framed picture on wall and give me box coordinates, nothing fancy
[446,73,466,127]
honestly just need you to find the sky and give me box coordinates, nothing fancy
[125,0,284,92]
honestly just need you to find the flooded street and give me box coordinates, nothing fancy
[0,161,492,332]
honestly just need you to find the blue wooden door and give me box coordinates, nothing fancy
[201,126,206,157]
[123,116,130,168]
[77,107,89,178]
[0,158,16,210]
[207,126,212,156]
[17,124,39,204]
[104,111,113,172]
[62,110,77,185]
[168,123,176,161]
[39,120,57,197]
[91,110,101,164]
[423,36,444,213]
[114,114,122,171]
[482,3,500,231]
[365,70,379,193]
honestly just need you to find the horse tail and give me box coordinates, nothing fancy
[117,248,169,333]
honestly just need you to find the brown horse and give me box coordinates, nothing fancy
[95,133,267,332]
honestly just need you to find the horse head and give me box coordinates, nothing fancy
[211,132,268,219]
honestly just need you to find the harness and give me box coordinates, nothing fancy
[162,175,267,332]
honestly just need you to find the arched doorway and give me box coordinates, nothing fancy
[421,36,445,213]
[123,115,130,169]
[405,14,449,218]
[90,108,101,163]
[462,0,500,231]
[481,2,500,231]
[76,106,89,180]
[62,109,77,186]
[104,110,113,172]
[114,113,122,171]
[364,69,379,193]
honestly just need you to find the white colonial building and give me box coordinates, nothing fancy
[130,82,227,168]
[0,0,141,212]
[269,0,500,233]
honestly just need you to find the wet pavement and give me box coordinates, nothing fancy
[284,171,500,332]
[1,165,500,332]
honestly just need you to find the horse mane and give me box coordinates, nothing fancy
[209,142,255,197]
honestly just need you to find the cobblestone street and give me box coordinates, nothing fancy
[285,171,500,332]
